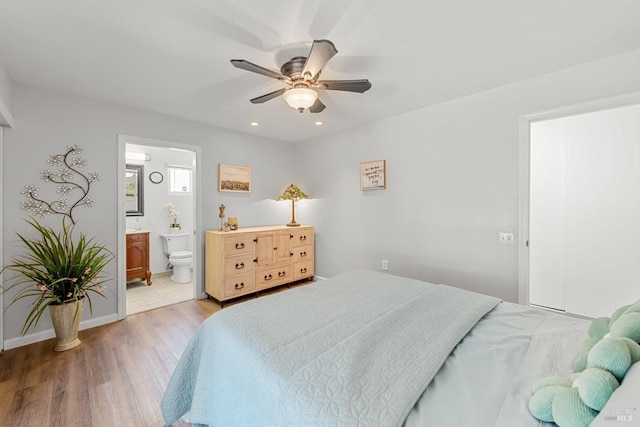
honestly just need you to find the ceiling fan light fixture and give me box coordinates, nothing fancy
[232,39,371,113]
[283,88,318,112]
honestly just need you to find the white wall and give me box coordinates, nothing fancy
[2,84,295,348]
[295,50,640,302]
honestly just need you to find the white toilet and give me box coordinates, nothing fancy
[160,233,193,284]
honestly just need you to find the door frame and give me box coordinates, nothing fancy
[0,127,4,349]
[517,92,640,305]
[117,134,204,320]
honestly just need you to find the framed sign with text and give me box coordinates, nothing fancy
[360,159,386,191]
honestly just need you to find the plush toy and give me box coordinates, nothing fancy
[528,301,640,427]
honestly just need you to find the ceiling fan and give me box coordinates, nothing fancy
[231,39,372,113]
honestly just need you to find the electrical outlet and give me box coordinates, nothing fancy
[499,232,514,245]
[381,259,388,271]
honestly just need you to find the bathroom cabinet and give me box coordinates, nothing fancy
[205,225,314,304]
[126,231,152,285]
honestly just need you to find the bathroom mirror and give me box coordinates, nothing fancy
[125,164,144,216]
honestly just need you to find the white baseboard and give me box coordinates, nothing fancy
[314,275,327,281]
[3,313,119,351]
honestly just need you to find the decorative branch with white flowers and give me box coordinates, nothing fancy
[20,144,101,224]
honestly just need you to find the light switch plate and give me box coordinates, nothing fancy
[499,232,514,245]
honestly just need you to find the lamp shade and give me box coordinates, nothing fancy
[282,88,318,112]
[278,184,308,201]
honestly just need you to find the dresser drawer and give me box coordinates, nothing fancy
[223,273,255,297]
[126,233,147,243]
[292,246,313,263]
[223,234,254,255]
[293,260,314,280]
[223,253,255,276]
[291,229,314,248]
[256,265,291,290]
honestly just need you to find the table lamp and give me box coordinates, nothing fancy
[277,184,308,227]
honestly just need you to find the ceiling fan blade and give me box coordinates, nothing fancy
[316,79,372,93]
[301,39,338,81]
[249,88,287,104]
[309,98,326,113]
[231,59,290,82]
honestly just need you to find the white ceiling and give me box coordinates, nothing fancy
[0,0,638,142]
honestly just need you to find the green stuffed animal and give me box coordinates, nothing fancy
[528,301,640,427]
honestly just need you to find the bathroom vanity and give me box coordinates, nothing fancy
[126,230,152,285]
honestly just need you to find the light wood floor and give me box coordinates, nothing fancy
[126,273,193,316]
[0,280,312,427]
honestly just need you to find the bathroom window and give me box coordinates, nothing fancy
[167,165,193,195]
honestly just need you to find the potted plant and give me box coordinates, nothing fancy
[164,203,181,233]
[1,218,113,350]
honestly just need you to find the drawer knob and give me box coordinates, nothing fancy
[235,262,245,270]
[264,274,273,281]
[278,271,286,277]
[235,242,245,250]
[300,235,307,241]
[235,282,244,290]
[300,267,307,273]
[300,251,307,257]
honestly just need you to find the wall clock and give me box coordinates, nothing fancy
[149,171,163,184]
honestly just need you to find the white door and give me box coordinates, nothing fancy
[529,103,640,318]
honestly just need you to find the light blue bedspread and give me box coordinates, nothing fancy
[403,300,590,427]
[161,271,500,426]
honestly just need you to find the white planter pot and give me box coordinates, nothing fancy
[48,298,84,351]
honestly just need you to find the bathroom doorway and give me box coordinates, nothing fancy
[117,135,202,318]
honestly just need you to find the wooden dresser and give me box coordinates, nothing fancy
[205,225,314,303]
[126,231,152,285]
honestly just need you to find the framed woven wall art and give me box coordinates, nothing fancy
[218,163,251,193]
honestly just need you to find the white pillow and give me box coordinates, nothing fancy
[591,362,640,426]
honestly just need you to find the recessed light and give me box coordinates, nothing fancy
[250,122,259,126]
[315,121,323,126]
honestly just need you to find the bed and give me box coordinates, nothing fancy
[161,271,638,426]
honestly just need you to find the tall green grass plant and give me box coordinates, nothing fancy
[1,218,114,334]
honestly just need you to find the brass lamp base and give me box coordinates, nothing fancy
[286,199,301,227]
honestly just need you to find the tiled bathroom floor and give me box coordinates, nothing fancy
[126,272,193,315]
